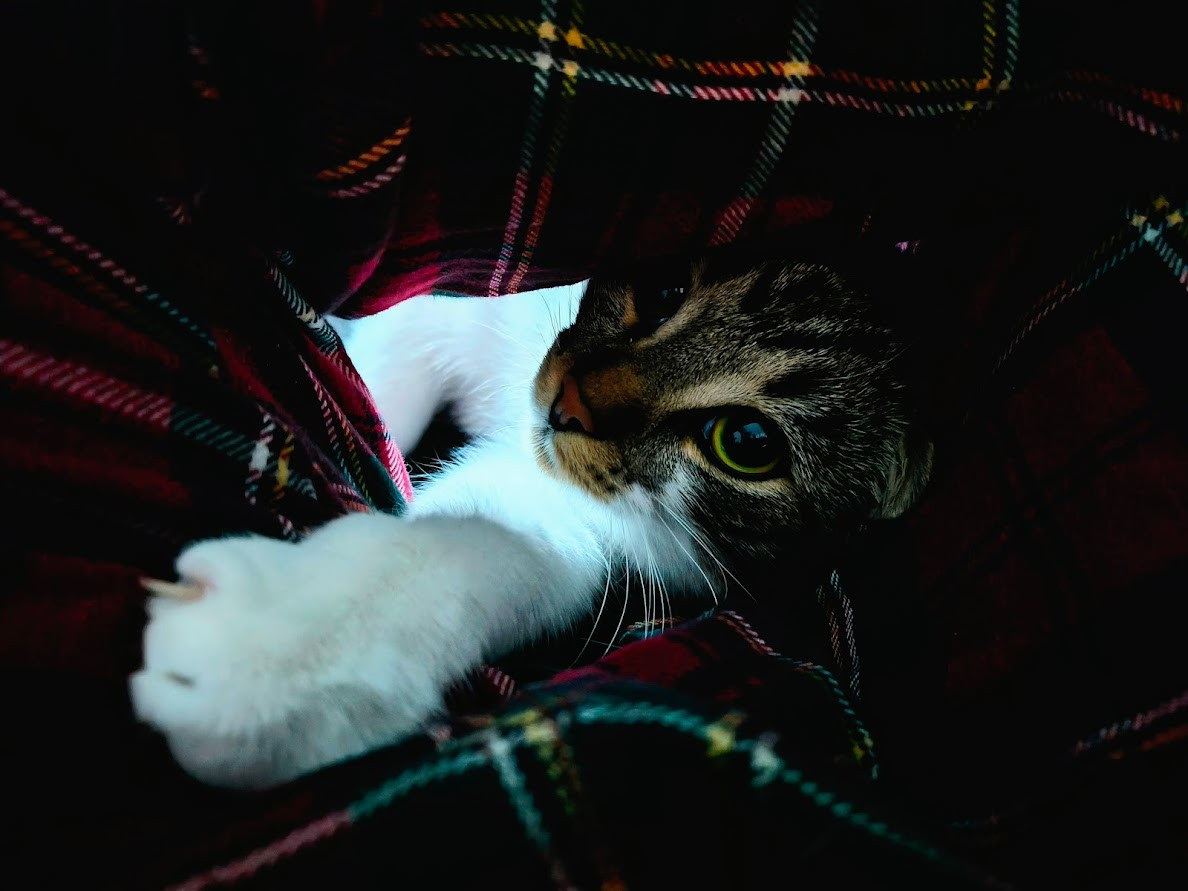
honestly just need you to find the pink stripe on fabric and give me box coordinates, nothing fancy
[166,811,353,891]
[1071,689,1188,756]
[327,157,407,199]
[506,172,556,293]
[490,168,534,296]
[0,340,173,429]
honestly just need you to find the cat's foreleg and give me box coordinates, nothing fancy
[129,445,607,789]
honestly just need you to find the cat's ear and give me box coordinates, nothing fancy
[876,429,934,519]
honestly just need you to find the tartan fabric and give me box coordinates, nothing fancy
[2,1,1187,888]
[73,612,1008,890]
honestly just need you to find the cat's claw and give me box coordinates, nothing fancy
[140,577,205,600]
[129,517,452,789]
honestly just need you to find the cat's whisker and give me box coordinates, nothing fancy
[626,533,649,634]
[541,291,567,342]
[634,513,670,635]
[639,533,658,634]
[468,372,530,398]
[485,382,531,398]
[407,454,452,476]
[640,565,652,635]
[472,423,522,438]
[654,557,673,634]
[677,507,738,600]
[653,501,722,606]
[647,552,666,635]
[641,544,659,634]
[651,532,671,630]
[569,551,614,667]
[470,320,536,353]
[607,556,632,655]
[665,496,755,602]
[623,524,647,634]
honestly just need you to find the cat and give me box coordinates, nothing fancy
[129,246,933,789]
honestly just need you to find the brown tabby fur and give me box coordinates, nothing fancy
[533,249,934,569]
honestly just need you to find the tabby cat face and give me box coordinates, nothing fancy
[532,254,932,562]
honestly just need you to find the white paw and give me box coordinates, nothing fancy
[129,514,453,789]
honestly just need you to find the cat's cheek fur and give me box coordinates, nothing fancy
[875,432,934,519]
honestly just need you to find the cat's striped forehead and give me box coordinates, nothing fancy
[576,257,895,406]
[587,257,868,335]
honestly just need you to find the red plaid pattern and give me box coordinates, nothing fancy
[1,1,1185,887]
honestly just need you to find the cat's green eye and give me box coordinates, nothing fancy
[700,413,783,477]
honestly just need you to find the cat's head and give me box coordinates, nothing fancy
[531,250,933,562]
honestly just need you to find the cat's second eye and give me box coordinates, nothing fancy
[629,279,689,340]
[699,412,785,479]
[651,285,686,323]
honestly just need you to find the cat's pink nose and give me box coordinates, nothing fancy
[548,374,595,434]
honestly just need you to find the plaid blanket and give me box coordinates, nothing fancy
[2,1,1186,887]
